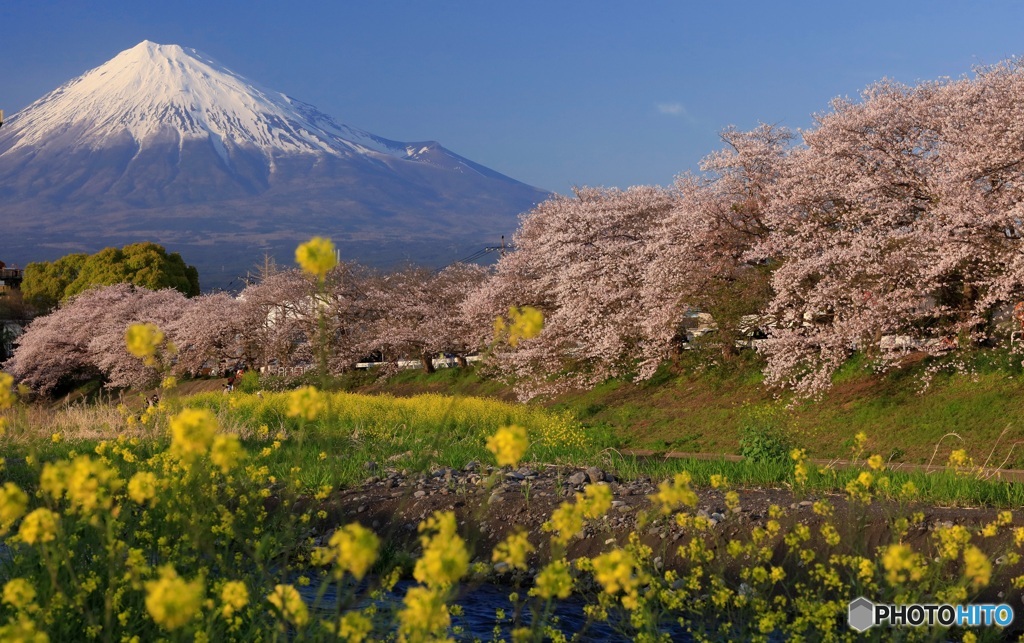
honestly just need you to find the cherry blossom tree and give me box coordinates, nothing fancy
[238,263,376,375]
[470,186,678,397]
[165,293,246,377]
[4,284,185,393]
[754,61,1024,395]
[358,263,487,373]
[645,124,790,359]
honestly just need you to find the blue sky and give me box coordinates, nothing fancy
[3,1,1023,193]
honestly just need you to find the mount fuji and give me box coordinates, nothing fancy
[0,41,548,288]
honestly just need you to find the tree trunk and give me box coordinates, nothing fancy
[456,355,468,368]
[421,353,436,374]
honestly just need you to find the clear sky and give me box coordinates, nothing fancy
[3,1,1023,193]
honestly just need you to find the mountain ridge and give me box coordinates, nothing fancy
[0,41,547,289]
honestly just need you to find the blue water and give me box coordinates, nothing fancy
[302,578,689,641]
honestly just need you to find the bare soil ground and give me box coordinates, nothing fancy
[317,460,1024,610]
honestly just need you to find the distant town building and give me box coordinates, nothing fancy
[0,260,23,293]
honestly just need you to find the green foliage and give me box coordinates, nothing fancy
[21,252,87,310]
[237,370,260,393]
[21,243,199,311]
[737,403,793,463]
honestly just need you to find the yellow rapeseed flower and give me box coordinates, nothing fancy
[544,502,584,545]
[651,472,698,513]
[0,482,28,532]
[128,471,158,506]
[581,483,612,519]
[64,456,122,514]
[413,511,469,589]
[169,409,218,459]
[495,306,545,347]
[295,237,337,280]
[267,584,309,627]
[530,559,573,600]
[881,543,924,586]
[328,523,380,581]
[18,508,58,545]
[507,306,544,346]
[0,372,14,409]
[334,612,373,642]
[486,424,529,467]
[0,615,48,642]
[145,566,205,631]
[935,524,971,560]
[397,586,449,642]
[210,434,245,473]
[2,578,36,610]
[867,454,885,471]
[125,323,164,366]
[492,529,536,571]
[963,545,991,589]
[286,386,325,422]
[219,581,249,618]
[592,549,643,609]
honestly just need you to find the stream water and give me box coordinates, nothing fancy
[301,578,691,641]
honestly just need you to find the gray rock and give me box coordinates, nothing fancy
[586,467,605,484]
[567,472,588,486]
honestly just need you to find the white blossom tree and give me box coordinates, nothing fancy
[754,62,1024,394]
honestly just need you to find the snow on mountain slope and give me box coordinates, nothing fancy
[5,41,444,163]
[0,41,548,289]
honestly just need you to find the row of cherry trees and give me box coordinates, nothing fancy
[4,262,487,394]
[479,61,1024,397]
[9,61,1024,396]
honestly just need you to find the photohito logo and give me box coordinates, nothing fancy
[848,596,1014,632]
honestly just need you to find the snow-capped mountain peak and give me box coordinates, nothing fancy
[0,41,548,289]
[4,40,416,162]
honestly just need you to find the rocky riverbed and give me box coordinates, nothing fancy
[316,460,1021,592]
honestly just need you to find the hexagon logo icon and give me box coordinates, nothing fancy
[848,597,875,632]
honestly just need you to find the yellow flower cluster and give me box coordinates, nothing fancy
[650,472,698,514]
[492,529,536,571]
[40,456,123,515]
[536,411,588,449]
[18,508,58,545]
[286,386,326,421]
[0,371,14,409]
[413,511,469,588]
[2,578,36,610]
[266,584,308,627]
[319,522,380,581]
[0,482,28,533]
[210,434,245,473]
[486,424,529,467]
[592,548,646,609]
[791,448,809,486]
[544,483,612,545]
[963,545,992,589]
[530,559,573,600]
[398,585,450,642]
[219,581,249,618]
[494,305,544,347]
[125,323,164,366]
[168,408,218,460]
[295,236,337,280]
[881,543,925,586]
[127,471,159,506]
[144,565,204,631]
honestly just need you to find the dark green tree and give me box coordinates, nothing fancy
[21,243,199,311]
